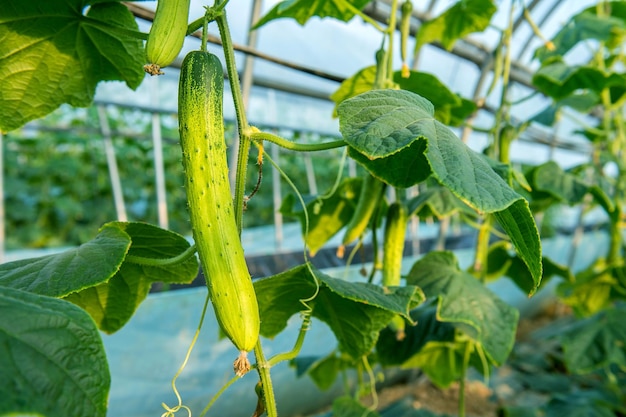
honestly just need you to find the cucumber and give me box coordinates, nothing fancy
[178,50,260,376]
[382,202,408,287]
[382,202,409,340]
[400,0,413,78]
[144,0,191,75]
[342,173,384,247]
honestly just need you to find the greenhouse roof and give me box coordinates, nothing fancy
[93,0,606,169]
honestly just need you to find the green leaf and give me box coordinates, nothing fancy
[543,391,619,417]
[338,89,542,290]
[0,0,145,132]
[338,89,435,159]
[332,396,380,417]
[533,60,626,102]
[377,304,456,366]
[557,259,621,317]
[280,177,362,256]
[530,93,600,127]
[0,224,130,297]
[492,200,543,294]
[347,139,431,188]
[0,286,109,417]
[291,353,351,390]
[253,0,371,28]
[63,222,198,333]
[531,161,589,205]
[330,66,377,117]
[486,241,573,294]
[560,306,626,373]
[414,0,497,51]
[378,305,490,387]
[331,67,475,126]
[394,71,476,126]
[106,221,199,285]
[254,264,424,358]
[406,251,519,366]
[535,10,626,62]
[407,186,474,219]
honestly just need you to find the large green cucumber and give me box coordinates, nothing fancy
[178,50,259,375]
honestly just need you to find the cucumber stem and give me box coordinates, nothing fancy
[249,130,346,152]
[215,10,252,234]
[125,244,197,267]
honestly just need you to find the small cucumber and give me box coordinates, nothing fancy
[400,0,413,78]
[144,0,191,75]
[178,50,260,375]
[382,202,409,340]
[382,202,408,287]
[342,173,384,247]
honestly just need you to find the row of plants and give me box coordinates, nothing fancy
[3,106,344,249]
[0,0,624,416]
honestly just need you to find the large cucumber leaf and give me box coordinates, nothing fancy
[0,221,198,333]
[254,263,424,359]
[0,0,146,132]
[337,89,542,293]
[406,251,519,366]
[377,304,467,387]
[0,224,130,296]
[0,286,109,417]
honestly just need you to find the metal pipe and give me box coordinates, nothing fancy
[97,105,128,221]
[151,111,169,229]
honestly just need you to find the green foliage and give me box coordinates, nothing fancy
[486,241,573,294]
[0,222,198,333]
[2,0,624,415]
[338,89,542,289]
[253,0,371,28]
[557,304,626,374]
[330,66,476,126]
[0,0,145,132]
[291,353,353,391]
[254,264,424,358]
[331,396,381,417]
[406,251,519,366]
[414,0,497,51]
[0,286,109,417]
[280,177,362,255]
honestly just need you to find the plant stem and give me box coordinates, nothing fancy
[249,130,346,152]
[215,10,251,234]
[125,244,197,267]
[386,0,399,84]
[458,341,472,417]
[337,0,385,32]
[198,374,240,417]
[253,338,277,417]
[187,15,205,35]
[267,316,310,366]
